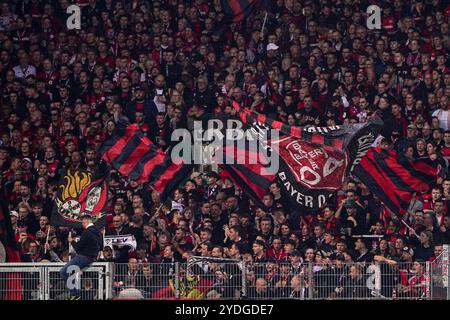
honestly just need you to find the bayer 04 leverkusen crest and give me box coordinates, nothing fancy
[51,168,108,228]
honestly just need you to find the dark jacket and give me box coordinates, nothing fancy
[72,225,103,259]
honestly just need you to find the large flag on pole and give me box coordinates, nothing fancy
[230,101,383,212]
[51,167,109,228]
[100,121,191,200]
[218,144,276,210]
[353,147,443,216]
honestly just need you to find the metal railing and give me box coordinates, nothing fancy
[430,252,450,300]
[0,262,113,300]
[0,261,448,300]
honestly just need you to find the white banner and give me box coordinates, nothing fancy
[103,234,137,252]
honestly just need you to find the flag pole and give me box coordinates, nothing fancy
[400,219,419,238]
[68,231,72,261]
[261,11,268,38]
[44,227,51,254]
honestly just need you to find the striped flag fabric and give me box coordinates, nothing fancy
[353,148,442,216]
[100,121,191,200]
[231,101,383,161]
[218,144,276,210]
[230,101,382,212]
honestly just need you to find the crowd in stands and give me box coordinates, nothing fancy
[0,0,449,299]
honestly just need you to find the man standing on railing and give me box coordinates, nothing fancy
[59,214,103,300]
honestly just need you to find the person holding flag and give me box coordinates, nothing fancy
[59,214,103,300]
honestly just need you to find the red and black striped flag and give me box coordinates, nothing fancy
[0,182,22,300]
[353,148,443,216]
[231,101,383,212]
[218,144,275,211]
[100,121,191,199]
[221,0,267,23]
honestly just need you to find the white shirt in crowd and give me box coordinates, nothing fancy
[432,108,450,131]
[13,64,37,79]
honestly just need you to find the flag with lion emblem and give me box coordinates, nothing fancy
[51,167,109,228]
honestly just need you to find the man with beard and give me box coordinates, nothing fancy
[125,85,155,125]
[297,95,320,126]
[148,74,169,113]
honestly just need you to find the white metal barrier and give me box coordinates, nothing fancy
[0,261,446,300]
[0,262,113,300]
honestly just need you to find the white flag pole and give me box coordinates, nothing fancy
[261,11,268,38]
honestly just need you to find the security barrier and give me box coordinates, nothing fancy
[0,262,112,300]
[0,260,447,300]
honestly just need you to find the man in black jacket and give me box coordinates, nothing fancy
[59,214,103,300]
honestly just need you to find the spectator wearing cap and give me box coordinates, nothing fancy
[400,246,415,263]
[266,43,280,66]
[396,123,419,152]
[9,210,19,232]
[339,199,367,236]
[289,250,303,275]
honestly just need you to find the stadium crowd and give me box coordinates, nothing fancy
[0,0,449,299]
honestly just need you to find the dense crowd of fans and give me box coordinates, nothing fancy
[0,0,449,299]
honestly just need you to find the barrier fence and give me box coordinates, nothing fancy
[0,260,448,300]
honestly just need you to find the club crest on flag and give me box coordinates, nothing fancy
[277,136,347,190]
[54,169,108,224]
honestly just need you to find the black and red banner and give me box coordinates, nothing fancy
[231,102,382,212]
[354,148,442,216]
[219,144,275,211]
[221,0,267,23]
[51,168,109,228]
[100,121,191,200]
